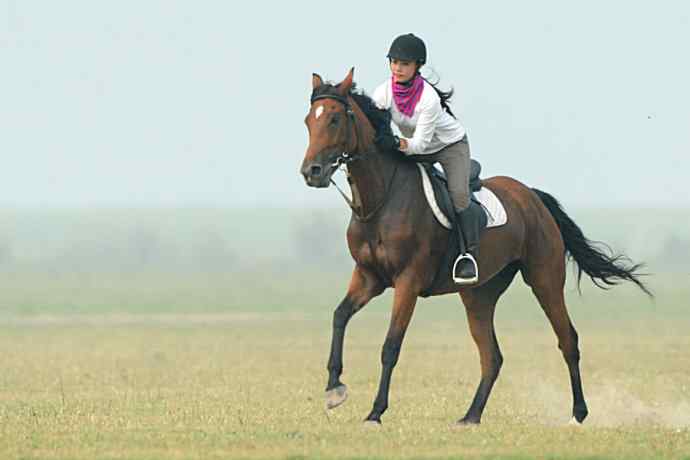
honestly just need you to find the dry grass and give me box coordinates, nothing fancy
[1,309,689,460]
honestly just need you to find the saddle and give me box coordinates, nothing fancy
[420,159,489,296]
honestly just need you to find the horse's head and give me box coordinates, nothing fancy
[301,68,358,188]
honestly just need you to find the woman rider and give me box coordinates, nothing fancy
[372,33,482,285]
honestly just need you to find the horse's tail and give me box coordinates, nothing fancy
[532,188,652,297]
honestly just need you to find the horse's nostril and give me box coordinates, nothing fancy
[310,165,322,177]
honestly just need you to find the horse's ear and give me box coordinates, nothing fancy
[337,67,354,95]
[312,73,324,89]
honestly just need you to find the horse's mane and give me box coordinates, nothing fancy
[311,82,394,140]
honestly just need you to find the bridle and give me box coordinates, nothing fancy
[310,92,361,169]
[309,91,398,222]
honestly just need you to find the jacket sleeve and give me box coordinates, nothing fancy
[402,96,440,155]
[371,82,389,110]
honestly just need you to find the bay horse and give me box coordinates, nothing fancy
[300,68,649,426]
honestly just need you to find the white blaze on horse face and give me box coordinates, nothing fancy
[314,105,324,120]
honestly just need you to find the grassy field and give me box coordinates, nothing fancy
[1,270,689,459]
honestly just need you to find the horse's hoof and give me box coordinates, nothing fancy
[363,420,382,429]
[573,406,588,423]
[453,417,480,427]
[325,384,348,410]
[568,417,583,426]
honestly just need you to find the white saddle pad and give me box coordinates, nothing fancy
[417,163,507,230]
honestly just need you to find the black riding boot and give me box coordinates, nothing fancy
[452,201,482,285]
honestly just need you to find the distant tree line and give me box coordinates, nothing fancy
[0,209,686,274]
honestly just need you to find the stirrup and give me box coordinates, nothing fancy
[452,253,479,285]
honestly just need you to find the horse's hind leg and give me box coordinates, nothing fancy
[457,263,519,425]
[523,263,588,424]
[325,266,384,410]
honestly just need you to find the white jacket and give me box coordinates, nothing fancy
[371,78,466,155]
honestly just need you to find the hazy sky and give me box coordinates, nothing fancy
[2,1,689,208]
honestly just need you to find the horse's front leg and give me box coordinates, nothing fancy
[325,266,384,410]
[364,278,419,425]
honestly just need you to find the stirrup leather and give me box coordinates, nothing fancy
[452,253,479,285]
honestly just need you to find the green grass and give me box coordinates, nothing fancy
[0,206,688,458]
[1,319,689,459]
[0,271,689,459]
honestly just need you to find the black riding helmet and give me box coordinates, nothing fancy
[387,33,427,65]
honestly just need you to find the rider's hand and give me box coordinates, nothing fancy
[399,138,409,151]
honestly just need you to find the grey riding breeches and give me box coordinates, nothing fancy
[410,135,471,212]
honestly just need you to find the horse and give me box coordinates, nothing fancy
[300,68,650,426]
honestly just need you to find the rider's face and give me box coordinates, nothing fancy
[389,59,418,83]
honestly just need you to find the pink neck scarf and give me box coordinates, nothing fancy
[392,74,424,117]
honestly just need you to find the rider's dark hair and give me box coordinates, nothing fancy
[420,73,455,118]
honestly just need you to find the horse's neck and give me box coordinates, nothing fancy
[346,151,397,217]
[345,100,399,219]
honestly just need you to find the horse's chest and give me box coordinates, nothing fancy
[374,240,389,264]
[348,227,410,275]
[354,238,394,270]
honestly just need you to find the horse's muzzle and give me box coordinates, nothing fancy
[301,154,336,188]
